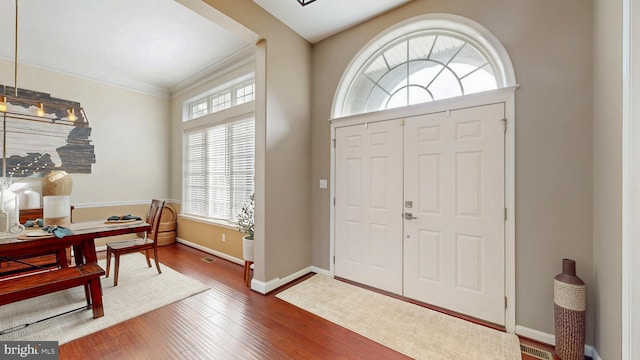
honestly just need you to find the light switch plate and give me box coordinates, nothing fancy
[319,179,327,189]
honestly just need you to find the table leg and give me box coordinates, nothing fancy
[244,261,253,287]
[88,278,104,318]
[56,249,69,268]
[82,238,103,318]
[73,245,83,265]
[81,238,98,264]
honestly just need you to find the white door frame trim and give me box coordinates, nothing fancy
[329,86,517,332]
[622,0,638,357]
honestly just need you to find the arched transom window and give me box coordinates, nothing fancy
[335,15,515,118]
[344,32,496,116]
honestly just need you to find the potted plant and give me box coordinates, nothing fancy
[236,193,254,261]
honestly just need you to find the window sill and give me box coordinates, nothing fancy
[178,214,237,230]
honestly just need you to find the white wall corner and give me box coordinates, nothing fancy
[250,266,318,294]
[586,345,602,360]
[310,266,331,277]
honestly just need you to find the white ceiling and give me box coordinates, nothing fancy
[0,0,411,97]
[253,0,412,44]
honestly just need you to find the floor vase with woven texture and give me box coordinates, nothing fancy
[554,259,585,360]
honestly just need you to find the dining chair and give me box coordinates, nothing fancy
[105,199,165,286]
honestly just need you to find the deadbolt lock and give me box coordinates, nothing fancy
[404,212,417,220]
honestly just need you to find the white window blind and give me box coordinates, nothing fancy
[183,118,255,222]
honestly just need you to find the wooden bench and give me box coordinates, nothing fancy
[0,263,105,318]
[0,248,69,277]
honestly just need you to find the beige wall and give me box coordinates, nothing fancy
[177,217,244,259]
[0,58,172,249]
[0,59,172,205]
[593,0,623,359]
[179,0,313,284]
[311,0,594,343]
[4,0,616,352]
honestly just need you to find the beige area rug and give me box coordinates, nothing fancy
[276,274,522,360]
[0,253,209,344]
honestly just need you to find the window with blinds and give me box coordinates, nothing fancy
[183,117,255,223]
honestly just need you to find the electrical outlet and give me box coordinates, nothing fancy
[221,234,226,242]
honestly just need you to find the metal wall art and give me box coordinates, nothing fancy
[0,85,95,179]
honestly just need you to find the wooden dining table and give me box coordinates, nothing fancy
[0,220,151,318]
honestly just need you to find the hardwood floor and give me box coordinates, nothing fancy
[58,243,552,359]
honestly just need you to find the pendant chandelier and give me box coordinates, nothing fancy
[1,0,94,181]
[297,0,317,6]
[0,0,85,123]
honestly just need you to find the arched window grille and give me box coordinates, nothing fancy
[334,15,517,118]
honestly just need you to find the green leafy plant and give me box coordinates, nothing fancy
[236,193,254,240]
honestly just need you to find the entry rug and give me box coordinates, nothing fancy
[276,274,521,360]
[0,253,209,344]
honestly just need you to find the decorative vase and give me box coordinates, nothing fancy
[242,236,255,262]
[42,170,72,227]
[43,195,71,227]
[554,259,586,360]
[41,170,72,196]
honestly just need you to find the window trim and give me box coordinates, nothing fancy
[184,73,255,121]
[183,101,254,132]
[179,213,239,229]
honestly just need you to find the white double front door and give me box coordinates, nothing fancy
[334,103,505,325]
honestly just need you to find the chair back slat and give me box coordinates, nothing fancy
[146,199,165,243]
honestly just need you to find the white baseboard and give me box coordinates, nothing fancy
[310,266,331,277]
[516,325,555,346]
[250,266,315,294]
[176,238,329,294]
[176,238,244,265]
[515,326,601,359]
[590,346,602,360]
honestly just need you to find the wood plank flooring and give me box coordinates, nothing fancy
[58,243,551,359]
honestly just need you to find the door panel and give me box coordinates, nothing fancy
[335,120,403,294]
[333,103,505,324]
[403,103,505,325]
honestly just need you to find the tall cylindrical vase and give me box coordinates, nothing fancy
[42,170,73,227]
[554,259,585,360]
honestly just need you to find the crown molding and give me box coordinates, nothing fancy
[170,45,256,98]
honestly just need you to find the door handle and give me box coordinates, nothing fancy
[404,212,417,220]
